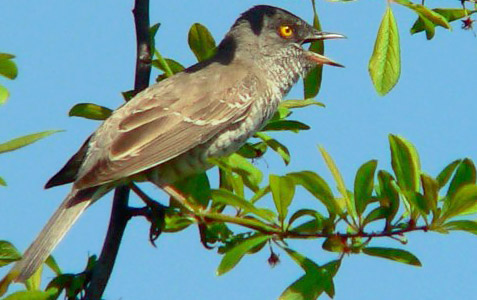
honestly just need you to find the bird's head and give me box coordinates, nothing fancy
[222,5,344,68]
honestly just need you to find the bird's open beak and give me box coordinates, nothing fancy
[303,32,345,68]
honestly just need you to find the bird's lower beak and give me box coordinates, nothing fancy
[304,32,345,68]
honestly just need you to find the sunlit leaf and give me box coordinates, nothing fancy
[281,248,339,299]
[270,175,295,223]
[0,176,5,186]
[24,266,42,291]
[287,171,342,214]
[446,159,476,199]
[149,22,161,54]
[288,209,324,230]
[280,98,325,109]
[216,234,269,276]
[255,132,290,165]
[421,174,438,212]
[0,130,62,154]
[319,146,353,215]
[368,6,400,95]
[0,241,21,267]
[45,255,61,276]
[363,247,421,266]
[212,154,263,192]
[69,103,112,120]
[436,159,462,189]
[0,84,9,105]
[377,170,400,224]
[354,160,377,216]
[443,184,477,219]
[188,23,217,62]
[211,189,275,221]
[444,220,477,235]
[389,134,420,192]
[411,9,475,37]
[152,58,185,78]
[363,206,389,226]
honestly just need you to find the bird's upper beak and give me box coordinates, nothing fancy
[303,31,345,68]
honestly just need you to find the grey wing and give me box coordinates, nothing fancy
[74,67,258,188]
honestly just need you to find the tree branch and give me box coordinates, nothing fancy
[84,0,151,298]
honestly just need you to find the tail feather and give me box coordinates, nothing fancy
[0,186,106,294]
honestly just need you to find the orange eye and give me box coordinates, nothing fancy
[278,25,294,38]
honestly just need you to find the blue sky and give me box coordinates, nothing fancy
[1,0,477,299]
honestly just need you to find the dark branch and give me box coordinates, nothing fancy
[84,0,152,298]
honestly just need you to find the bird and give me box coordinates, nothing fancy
[0,4,343,292]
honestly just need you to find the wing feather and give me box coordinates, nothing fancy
[75,62,258,188]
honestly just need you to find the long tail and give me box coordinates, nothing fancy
[0,186,106,294]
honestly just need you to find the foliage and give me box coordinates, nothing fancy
[1,0,477,299]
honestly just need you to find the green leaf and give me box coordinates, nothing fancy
[250,185,271,203]
[4,290,56,300]
[188,23,217,62]
[319,146,353,216]
[444,220,477,235]
[368,6,401,96]
[322,236,346,253]
[363,206,389,226]
[262,120,310,133]
[149,22,161,54]
[0,53,15,60]
[443,184,477,219]
[434,8,477,22]
[406,191,429,215]
[411,16,436,40]
[270,175,295,224]
[412,5,450,29]
[0,130,62,154]
[354,160,378,216]
[236,142,267,159]
[389,134,420,192]
[281,248,339,299]
[377,170,400,224]
[255,132,290,165]
[280,98,325,109]
[436,159,462,189]
[211,189,276,221]
[395,0,452,29]
[363,247,421,266]
[0,84,9,105]
[421,174,438,212]
[287,171,341,214]
[44,256,61,276]
[446,159,476,199]
[303,0,324,99]
[0,176,6,186]
[68,103,112,120]
[173,172,211,208]
[163,209,194,232]
[212,153,263,192]
[0,241,21,267]
[216,234,269,276]
[0,56,18,80]
[152,58,185,77]
[288,209,324,231]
